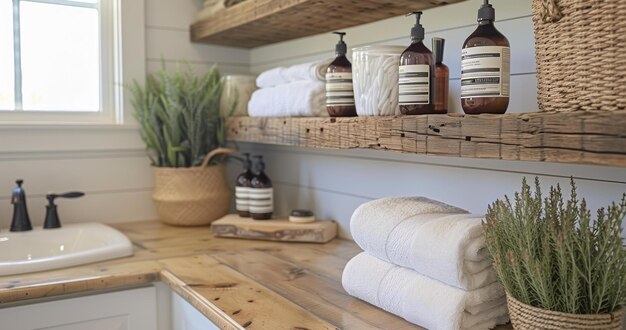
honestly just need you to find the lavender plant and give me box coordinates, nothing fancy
[484,178,626,314]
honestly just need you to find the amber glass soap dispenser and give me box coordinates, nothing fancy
[235,153,254,217]
[461,0,510,114]
[399,11,435,115]
[326,32,356,117]
[250,155,273,220]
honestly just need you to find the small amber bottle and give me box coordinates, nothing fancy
[461,0,510,114]
[249,156,273,220]
[399,11,435,115]
[326,32,356,117]
[235,153,254,217]
[432,38,449,114]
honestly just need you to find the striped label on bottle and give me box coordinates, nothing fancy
[399,64,430,105]
[326,72,354,106]
[461,46,510,98]
[249,188,273,214]
[235,186,250,212]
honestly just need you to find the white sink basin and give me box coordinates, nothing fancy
[0,223,133,276]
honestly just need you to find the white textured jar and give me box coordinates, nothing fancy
[220,75,257,117]
[352,46,404,116]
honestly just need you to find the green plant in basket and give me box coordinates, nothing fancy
[129,63,234,167]
[484,177,626,315]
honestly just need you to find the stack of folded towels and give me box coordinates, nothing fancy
[342,197,509,330]
[248,60,332,117]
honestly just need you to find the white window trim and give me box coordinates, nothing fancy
[0,0,143,127]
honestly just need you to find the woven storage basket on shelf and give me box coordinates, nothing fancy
[507,293,624,330]
[152,148,233,226]
[532,0,626,112]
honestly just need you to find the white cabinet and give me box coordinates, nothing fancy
[171,291,220,330]
[0,287,157,330]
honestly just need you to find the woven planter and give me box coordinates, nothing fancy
[152,148,233,226]
[532,0,626,112]
[507,293,624,330]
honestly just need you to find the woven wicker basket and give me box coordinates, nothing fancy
[152,148,234,226]
[507,293,624,330]
[532,0,626,112]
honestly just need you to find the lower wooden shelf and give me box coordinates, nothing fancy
[226,111,626,168]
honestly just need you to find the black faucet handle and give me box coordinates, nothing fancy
[44,191,85,229]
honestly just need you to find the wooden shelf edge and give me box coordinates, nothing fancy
[226,111,626,168]
[190,0,468,48]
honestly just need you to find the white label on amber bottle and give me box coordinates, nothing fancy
[461,46,510,98]
[235,186,250,212]
[249,188,273,214]
[326,72,354,106]
[398,64,430,105]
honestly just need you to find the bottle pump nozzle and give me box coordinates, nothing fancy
[407,12,425,41]
[332,32,347,56]
[478,0,495,22]
[242,152,251,170]
[253,155,265,173]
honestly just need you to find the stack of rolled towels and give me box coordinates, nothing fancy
[342,197,509,330]
[248,60,332,117]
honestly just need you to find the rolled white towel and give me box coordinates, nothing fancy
[256,59,333,88]
[342,253,509,330]
[248,81,327,117]
[350,197,496,290]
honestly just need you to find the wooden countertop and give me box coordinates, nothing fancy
[0,221,510,329]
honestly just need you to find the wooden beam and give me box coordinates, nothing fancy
[226,111,626,168]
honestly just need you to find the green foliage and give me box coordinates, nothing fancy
[485,178,626,314]
[129,63,234,167]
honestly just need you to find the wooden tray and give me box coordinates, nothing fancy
[211,214,337,243]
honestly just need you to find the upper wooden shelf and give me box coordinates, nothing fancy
[226,111,626,168]
[191,0,468,48]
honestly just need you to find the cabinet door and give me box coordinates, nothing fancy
[172,292,220,330]
[0,286,157,330]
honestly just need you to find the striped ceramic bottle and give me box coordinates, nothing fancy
[235,153,254,217]
[250,155,273,220]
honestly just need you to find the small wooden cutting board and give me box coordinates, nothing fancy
[211,214,337,243]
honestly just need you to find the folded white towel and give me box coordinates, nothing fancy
[256,59,332,88]
[342,253,509,330]
[248,80,327,117]
[350,197,497,290]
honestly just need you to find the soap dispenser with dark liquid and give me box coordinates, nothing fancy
[326,32,356,117]
[249,156,273,220]
[235,153,255,218]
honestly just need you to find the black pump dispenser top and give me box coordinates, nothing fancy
[478,0,495,22]
[253,155,265,173]
[332,32,347,56]
[242,152,252,170]
[408,11,425,41]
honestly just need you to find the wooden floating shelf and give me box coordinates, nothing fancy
[191,0,468,48]
[226,111,626,168]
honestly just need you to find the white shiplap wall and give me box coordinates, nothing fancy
[232,0,626,239]
[0,0,251,228]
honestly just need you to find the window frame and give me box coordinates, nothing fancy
[0,0,124,125]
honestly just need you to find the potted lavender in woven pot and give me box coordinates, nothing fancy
[484,178,626,330]
[130,64,234,226]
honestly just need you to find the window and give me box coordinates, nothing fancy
[0,0,122,123]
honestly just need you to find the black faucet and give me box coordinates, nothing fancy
[10,179,32,232]
[44,192,85,229]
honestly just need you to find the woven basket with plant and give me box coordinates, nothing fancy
[484,178,626,329]
[129,64,235,226]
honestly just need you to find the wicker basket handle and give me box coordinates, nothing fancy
[540,0,563,22]
[201,147,235,167]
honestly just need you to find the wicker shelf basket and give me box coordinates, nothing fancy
[532,0,626,112]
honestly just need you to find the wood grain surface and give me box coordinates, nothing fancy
[211,214,338,243]
[190,0,468,48]
[0,221,512,329]
[226,112,626,168]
